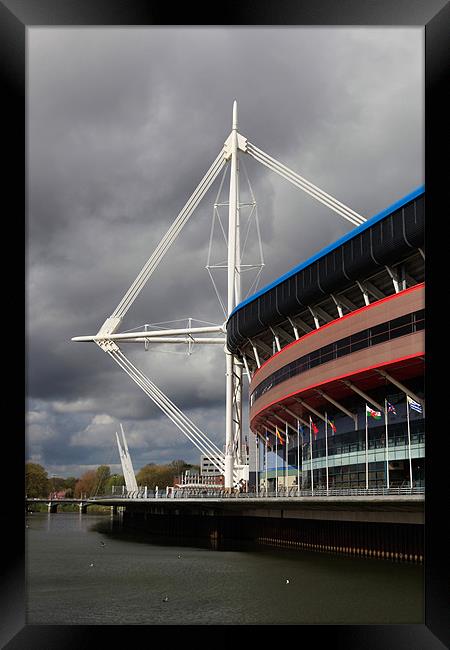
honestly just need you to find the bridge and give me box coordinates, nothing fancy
[25,497,115,514]
[26,488,424,562]
[27,486,424,523]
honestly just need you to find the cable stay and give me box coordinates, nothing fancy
[246,141,366,226]
[95,147,228,337]
[98,339,239,480]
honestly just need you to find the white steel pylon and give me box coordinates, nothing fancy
[115,423,138,493]
[72,101,366,490]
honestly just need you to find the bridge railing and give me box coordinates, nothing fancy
[91,485,425,500]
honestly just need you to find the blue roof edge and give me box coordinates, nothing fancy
[228,185,425,319]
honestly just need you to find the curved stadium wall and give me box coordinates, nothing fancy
[226,188,425,491]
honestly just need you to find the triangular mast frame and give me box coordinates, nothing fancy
[72,101,365,489]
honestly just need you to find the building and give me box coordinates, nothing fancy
[200,454,225,477]
[226,187,425,492]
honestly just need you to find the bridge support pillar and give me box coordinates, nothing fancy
[79,502,88,514]
[47,502,58,514]
[111,505,118,515]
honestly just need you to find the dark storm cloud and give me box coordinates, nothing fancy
[26,27,423,476]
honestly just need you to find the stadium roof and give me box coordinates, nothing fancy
[226,185,425,354]
[229,185,424,319]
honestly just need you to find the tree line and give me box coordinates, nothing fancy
[25,459,199,498]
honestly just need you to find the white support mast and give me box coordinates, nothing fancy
[225,100,241,489]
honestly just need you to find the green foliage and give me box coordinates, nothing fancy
[48,476,67,494]
[64,477,77,491]
[25,462,49,498]
[136,459,195,489]
[105,474,124,493]
[26,459,198,498]
[95,465,111,495]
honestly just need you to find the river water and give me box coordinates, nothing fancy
[26,512,423,625]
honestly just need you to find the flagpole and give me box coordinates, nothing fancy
[385,398,390,490]
[285,421,288,494]
[325,411,329,495]
[365,404,369,490]
[256,433,259,496]
[309,416,314,496]
[406,397,413,489]
[275,431,278,497]
[265,429,268,496]
[297,419,300,496]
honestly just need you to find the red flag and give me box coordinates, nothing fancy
[311,419,319,437]
[276,428,285,445]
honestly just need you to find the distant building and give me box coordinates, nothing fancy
[49,490,67,499]
[200,454,224,477]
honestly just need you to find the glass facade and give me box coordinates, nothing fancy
[257,384,425,490]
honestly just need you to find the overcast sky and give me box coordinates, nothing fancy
[26,27,423,478]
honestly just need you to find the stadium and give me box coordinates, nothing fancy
[227,186,425,493]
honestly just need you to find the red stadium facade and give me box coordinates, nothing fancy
[226,187,425,493]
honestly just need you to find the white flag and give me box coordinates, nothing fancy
[407,395,423,414]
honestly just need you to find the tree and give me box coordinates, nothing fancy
[48,476,67,494]
[63,477,77,497]
[25,463,49,498]
[136,463,174,489]
[136,460,197,489]
[95,465,111,496]
[105,474,124,494]
[64,477,77,491]
[136,464,158,488]
[74,470,97,498]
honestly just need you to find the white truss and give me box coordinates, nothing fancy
[72,101,365,489]
[206,158,265,319]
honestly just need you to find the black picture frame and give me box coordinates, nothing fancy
[4,0,448,647]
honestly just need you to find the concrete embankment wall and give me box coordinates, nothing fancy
[122,503,423,564]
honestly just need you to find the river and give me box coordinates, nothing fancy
[26,512,423,625]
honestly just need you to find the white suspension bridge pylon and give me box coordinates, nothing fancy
[72,101,366,489]
[116,423,138,493]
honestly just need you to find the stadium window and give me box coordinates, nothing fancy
[336,337,350,358]
[309,349,320,368]
[321,344,334,363]
[350,329,368,353]
[370,322,389,346]
[390,313,412,338]
[413,309,425,332]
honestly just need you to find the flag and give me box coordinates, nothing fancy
[310,417,319,437]
[407,396,423,414]
[265,432,272,451]
[366,405,382,420]
[328,419,336,434]
[387,402,397,416]
[275,428,285,446]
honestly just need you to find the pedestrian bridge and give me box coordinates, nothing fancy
[26,487,424,523]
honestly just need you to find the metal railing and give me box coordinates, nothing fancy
[92,485,424,500]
